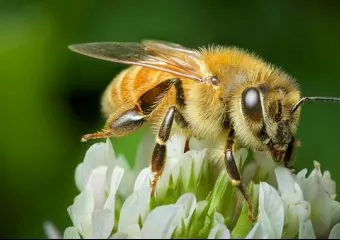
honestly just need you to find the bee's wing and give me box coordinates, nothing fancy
[141,40,199,55]
[69,41,210,82]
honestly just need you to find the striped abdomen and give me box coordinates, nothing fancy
[101,66,191,121]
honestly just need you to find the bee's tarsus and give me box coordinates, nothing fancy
[80,131,112,142]
[184,137,191,153]
[150,173,160,196]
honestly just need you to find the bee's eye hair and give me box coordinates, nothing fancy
[241,87,263,121]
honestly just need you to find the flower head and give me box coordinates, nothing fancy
[45,134,340,239]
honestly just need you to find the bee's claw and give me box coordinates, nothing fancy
[150,172,160,197]
[247,199,256,223]
[81,135,89,142]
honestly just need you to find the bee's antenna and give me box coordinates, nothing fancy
[291,96,340,114]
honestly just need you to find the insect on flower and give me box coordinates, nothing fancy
[69,40,340,221]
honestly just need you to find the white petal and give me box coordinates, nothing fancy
[110,232,130,239]
[274,167,305,238]
[166,135,186,159]
[76,141,113,191]
[43,221,61,239]
[104,139,126,193]
[156,148,207,197]
[250,151,277,186]
[189,136,214,151]
[190,149,207,182]
[296,168,318,201]
[176,193,197,221]
[104,167,124,210]
[296,168,308,179]
[75,163,86,192]
[63,227,81,239]
[141,204,185,239]
[91,209,115,239]
[329,223,340,239]
[67,191,94,238]
[155,163,175,198]
[275,167,303,203]
[296,162,334,238]
[297,202,316,239]
[118,187,151,233]
[117,170,136,198]
[134,168,151,192]
[257,182,284,238]
[175,149,206,188]
[213,212,225,225]
[282,204,299,238]
[331,201,340,227]
[321,170,336,197]
[134,130,155,171]
[310,186,332,237]
[85,166,107,209]
[246,222,268,239]
[208,224,230,239]
[113,226,141,238]
[299,219,316,239]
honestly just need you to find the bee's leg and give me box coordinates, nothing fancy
[151,106,183,196]
[173,80,192,153]
[81,130,115,142]
[184,137,190,153]
[173,104,191,153]
[174,78,185,108]
[149,79,189,194]
[283,137,295,171]
[225,129,254,222]
[81,105,147,142]
[82,78,182,142]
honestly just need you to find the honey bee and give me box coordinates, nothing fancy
[69,40,340,220]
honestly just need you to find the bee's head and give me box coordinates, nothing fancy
[230,76,301,160]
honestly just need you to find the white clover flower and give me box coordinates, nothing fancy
[45,134,340,239]
[66,141,125,239]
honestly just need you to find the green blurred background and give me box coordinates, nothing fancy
[1,0,340,238]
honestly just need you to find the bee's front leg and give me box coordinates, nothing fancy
[225,129,255,222]
[283,136,296,171]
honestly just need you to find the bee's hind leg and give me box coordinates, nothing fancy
[81,78,183,142]
[81,130,114,142]
[81,105,147,142]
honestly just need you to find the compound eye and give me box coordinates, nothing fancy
[241,87,263,121]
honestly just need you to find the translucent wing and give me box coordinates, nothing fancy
[141,40,199,55]
[69,41,211,82]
